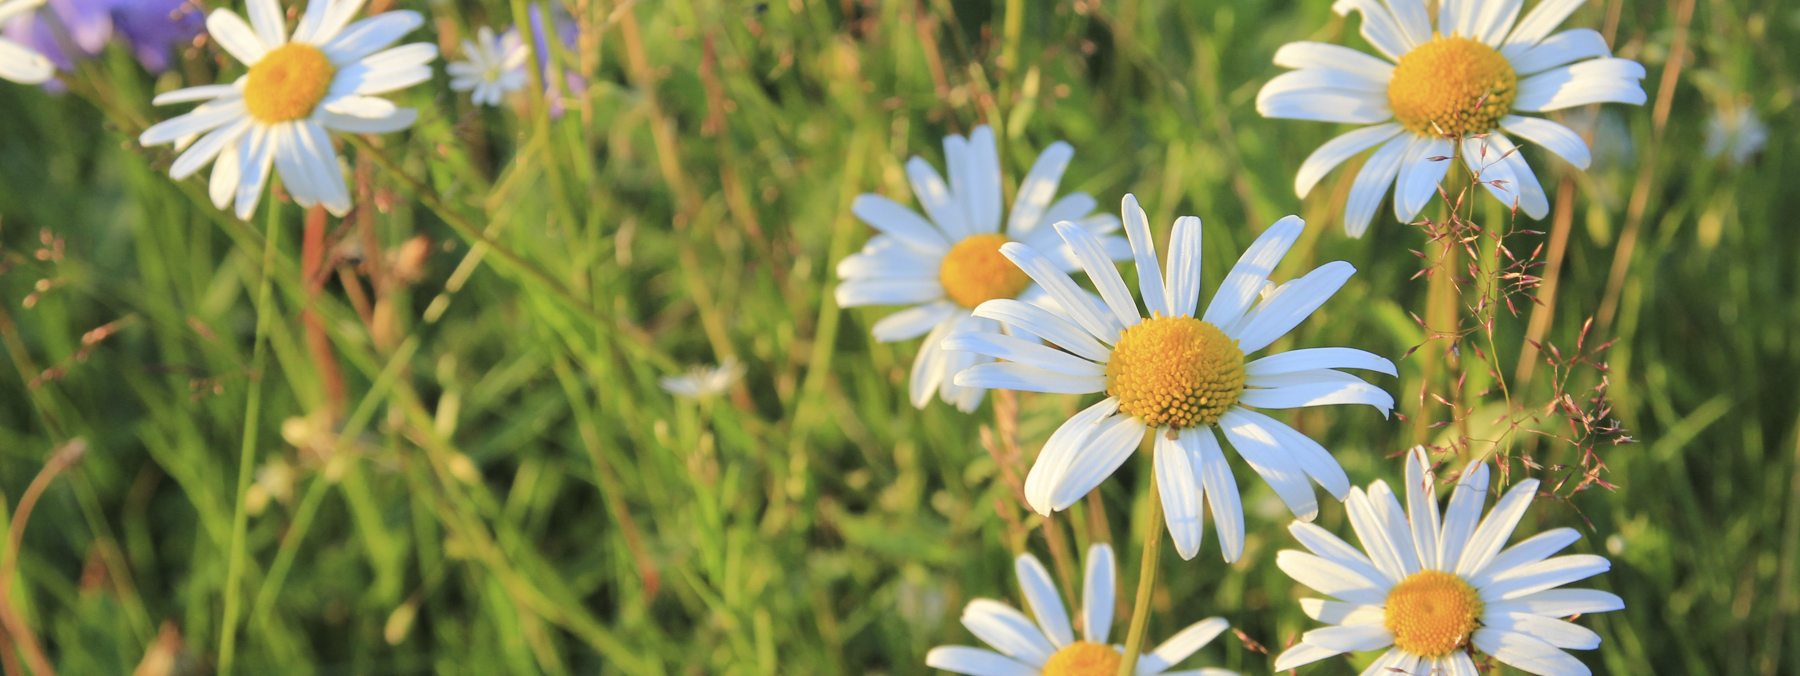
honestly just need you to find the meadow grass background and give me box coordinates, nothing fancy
[0,0,1793,674]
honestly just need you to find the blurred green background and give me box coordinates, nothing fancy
[0,0,1792,674]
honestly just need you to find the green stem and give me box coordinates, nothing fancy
[1115,476,1163,676]
[218,185,283,675]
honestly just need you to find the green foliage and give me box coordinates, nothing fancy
[0,0,1793,674]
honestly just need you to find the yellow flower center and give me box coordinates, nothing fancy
[244,43,336,124]
[1041,641,1122,676]
[1384,570,1484,658]
[939,233,1031,308]
[1387,34,1517,137]
[1106,314,1244,429]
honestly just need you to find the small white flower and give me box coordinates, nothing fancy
[927,544,1237,676]
[1705,104,1767,167]
[1274,448,1622,676]
[1259,0,1648,236]
[947,195,1394,563]
[139,0,438,219]
[659,358,744,399]
[835,124,1126,413]
[447,26,526,107]
[0,0,52,84]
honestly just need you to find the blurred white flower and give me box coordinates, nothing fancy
[1705,105,1768,167]
[0,0,52,84]
[926,544,1236,676]
[1275,448,1622,676]
[660,358,744,399]
[447,26,526,107]
[1258,0,1648,235]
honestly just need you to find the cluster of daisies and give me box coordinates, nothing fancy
[829,1,1644,674]
[0,0,1653,673]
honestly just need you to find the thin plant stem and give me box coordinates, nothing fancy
[0,439,85,676]
[218,186,284,676]
[1115,474,1163,676]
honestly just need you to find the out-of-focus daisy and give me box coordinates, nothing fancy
[946,196,1394,563]
[138,0,437,219]
[1258,0,1647,236]
[0,0,52,84]
[926,544,1237,676]
[660,358,744,399]
[1274,448,1621,676]
[3,0,203,87]
[835,124,1125,413]
[1705,103,1767,167]
[447,25,525,106]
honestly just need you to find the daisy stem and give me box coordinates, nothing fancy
[218,183,283,676]
[1115,477,1163,676]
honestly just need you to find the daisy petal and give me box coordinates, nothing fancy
[909,318,959,408]
[1278,550,1390,605]
[245,0,285,50]
[1332,0,1415,61]
[1485,612,1601,650]
[1273,642,1345,672]
[1231,260,1356,353]
[1139,617,1229,674]
[1202,215,1303,328]
[1472,628,1592,676]
[1486,588,1624,617]
[968,126,1004,234]
[1082,544,1116,644]
[1296,123,1404,199]
[1015,554,1075,647]
[140,98,249,146]
[1273,42,1395,80]
[1372,650,1420,676]
[1301,624,1395,653]
[1454,478,1541,577]
[1258,68,1387,103]
[234,124,276,220]
[1436,461,1491,572]
[1050,415,1147,511]
[312,0,370,47]
[1256,88,1393,124]
[871,301,958,342]
[1120,194,1169,317]
[170,118,253,180]
[1343,135,1411,237]
[942,333,1105,376]
[1368,480,1423,574]
[1473,0,1524,46]
[1463,134,1529,214]
[1220,409,1318,521]
[1506,28,1612,75]
[1343,487,1409,584]
[1289,522,1389,585]
[1440,0,1480,38]
[1300,599,1386,625]
[1156,431,1206,560]
[1441,652,1482,676]
[321,93,397,118]
[1039,193,1099,234]
[1489,133,1551,218]
[1008,141,1074,237]
[316,107,418,134]
[1247,348,1396,377]
[1502,115,1592,170]
[1055,221,1140,328]
[1194,431,1245,563]
[1240,377,1394,416]
[973,299,1112,363]
[1503,0,1590,51]
[298,120,350,214]
[1382,0,1433,46]
[999,242,1124,343]
[851,194,950,254]
[153,85,240,106]
[954,361,1104,394]
[322,11,424,64]
[1404,448,1444,570]
[1395,136,1453,223]
[962,599,1057,667]
[209,137,242,209]
[0,0,41,24]
[924,646,1038,676]
[905,156,968,238]
[835,278,944,307]
[1163,217,1203,318]
[1479,554,1611,601]
[1025,398,1120,513]
[1514,59,1648,112]
[1468,528,1582,588]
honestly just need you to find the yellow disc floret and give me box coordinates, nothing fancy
[1384,570,1484,658]
[1041,641,1122,676]
[1106,314,1245,429]
[1387,34,1517,137]
[244,43,337,124]
[939,233,1031,308]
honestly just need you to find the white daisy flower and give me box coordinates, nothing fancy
[946,195,1395,563]
[835,125,1125,413]
[1274,447,1622,676]
[138,0,438,220]
[1258,0,1648,236]
[926,544,1238,676]
[1704,104,1767,167]
[0,0,52,84]
[659,357,744,399]
[447,25,526,107]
